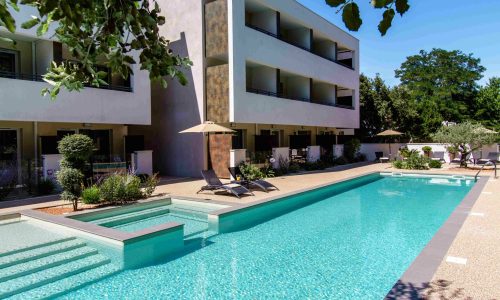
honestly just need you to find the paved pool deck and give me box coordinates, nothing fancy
[0,162,498,298]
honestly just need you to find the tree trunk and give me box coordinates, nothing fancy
[460,150,469,168]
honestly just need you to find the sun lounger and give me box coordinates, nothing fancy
[228,167,279,193]
[431,151,446,162]
[198,170,253,198]
[476,152,499,165]
[376,152,389,163]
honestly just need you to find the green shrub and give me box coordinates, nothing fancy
[261,165,275,178]
[302,161,327,171]
[274,156,290,175]
[37,178,55,195]
[320,154,335,167]
[239,163,265,180]
[82,186,101,204]
[100,174,143,203]
[288,163,301,173]
[392,160,404,169]
[56,167,84,210]
[143,173,160,198]
[343,138,361,162]
[429,160,442,169]
[334,156,349,165]
[355,153,367,162]
[405,153,430,170]
[422,146,432,152]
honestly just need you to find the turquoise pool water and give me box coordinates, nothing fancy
[60,175,473,299]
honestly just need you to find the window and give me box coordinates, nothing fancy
[232,129,246,149]
[0,50,17,73]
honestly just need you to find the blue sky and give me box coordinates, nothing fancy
[298,0,500,86]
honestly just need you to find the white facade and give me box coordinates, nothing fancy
[131,0,360,177]
[230,0,360,128]
[0,31,151,125]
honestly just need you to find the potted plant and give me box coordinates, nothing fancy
[446,145,458,161]
[422,146,432,158]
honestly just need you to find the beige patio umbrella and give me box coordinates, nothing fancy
[179,121,235,169]
[376,129,403,158]
[179,121,235,134]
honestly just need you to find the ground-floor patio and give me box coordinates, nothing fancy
[0,163,498,298]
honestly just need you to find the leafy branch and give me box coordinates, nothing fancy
[325,0,410,36]
[0,0,192,100]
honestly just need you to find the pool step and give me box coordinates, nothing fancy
[169,211,208,223]
[93,206,171,227]
[0,219,25,227]
[8,263,121,300]
[0,238,84,268]
[0,253,111,299]
[0,246,98,282]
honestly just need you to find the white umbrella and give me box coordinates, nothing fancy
[179,121,235,169]
[376,129,403,158]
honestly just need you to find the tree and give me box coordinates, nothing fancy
[0,1,192,99]
[395,48,486,137]
[472,77,500,132]
[432,122,497,167]
[325,0,410,35]
[359,74,417,138]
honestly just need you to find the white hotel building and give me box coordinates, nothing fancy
[133,0,360,177]
[0,0,360,181]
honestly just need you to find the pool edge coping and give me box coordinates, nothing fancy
[207,170,381,217]
[386,175,489,299]
[16,209,184,245]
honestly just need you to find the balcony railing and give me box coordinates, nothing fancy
[246,23,355,71]
[247,87,354,110]
[0,71,133,92]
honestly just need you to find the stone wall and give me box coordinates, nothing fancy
[206,64,229,123]
[205,0,228,58]
[209,134,231,178]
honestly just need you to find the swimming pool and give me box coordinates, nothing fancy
[55,174,474,299]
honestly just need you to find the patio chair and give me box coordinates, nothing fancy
[431,151,446,162]
[476,152,499,165]
[228,167,279,193]
[375,152,389,163]
[198,170,253,198]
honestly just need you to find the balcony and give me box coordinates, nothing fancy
[0,71,132,92]
[246,62,354,109]
[0,36,132,93]
[244,0,355,71]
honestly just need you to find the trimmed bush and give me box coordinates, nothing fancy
[57,134,94,210]
[57,134,94,169]
[429,160,443,169]
[56,167,84,210]
[82,186,101,204]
